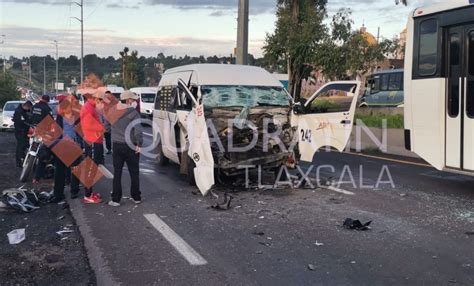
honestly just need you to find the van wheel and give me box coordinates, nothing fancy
[156,142,169,166]
[187,157,196,186]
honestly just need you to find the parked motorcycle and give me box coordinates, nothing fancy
[19,129,54,183]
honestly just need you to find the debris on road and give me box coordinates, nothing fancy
[465,231,474,236]
[3,187,40,213]
[314,241,324,246]
[307,264,317,271]
[252,231,265,236]
[343,218,372,231]
[57,215,65,221]
[56,227,74,235]
[210,192,233,211]
[7,228,26,245]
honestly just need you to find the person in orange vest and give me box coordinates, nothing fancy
[80,91,105,204]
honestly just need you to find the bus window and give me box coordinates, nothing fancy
[389,73,402,91]
[370,76,380,94]
[418,19,438,76]
[381,74,389,91]
[448,33,460,118]
[470,32,474,77]
[467,31,474,117]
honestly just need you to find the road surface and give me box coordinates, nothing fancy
[68,128,474,285]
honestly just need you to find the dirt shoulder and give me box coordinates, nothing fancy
[0,132,96,285]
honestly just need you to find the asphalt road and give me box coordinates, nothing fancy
[69,128,474,285]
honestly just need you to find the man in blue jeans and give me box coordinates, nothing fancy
[108,91,143,207]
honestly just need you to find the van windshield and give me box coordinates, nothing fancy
[3,103,19,111]
[201,85,290,108]
[141,93,156,103]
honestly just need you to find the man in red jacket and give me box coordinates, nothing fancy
[80,91,105,204]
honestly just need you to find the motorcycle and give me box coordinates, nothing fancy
[19,128,55,183]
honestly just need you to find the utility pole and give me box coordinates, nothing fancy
[28,57,32,83]
[53,40,59,95]
[43,57,46,95]
[73,0,84,85]
[236,0,249,65]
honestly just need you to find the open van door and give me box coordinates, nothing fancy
[177,79,215,195]
[295,81,361,162]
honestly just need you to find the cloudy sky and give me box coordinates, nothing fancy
[0,0,441,58]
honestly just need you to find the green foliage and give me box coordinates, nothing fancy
[264,0,328,99]
[0,72,20,107]
[310,98,338,112]
[355,114,404,129]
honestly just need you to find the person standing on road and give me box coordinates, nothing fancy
[51,95,82,204]
[103,91,113,155]
[80,92,105,204]
[108,91,143,207]
[13,101,33,168]
[31,95,53,183]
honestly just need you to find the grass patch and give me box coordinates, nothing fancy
[355,114,404,129]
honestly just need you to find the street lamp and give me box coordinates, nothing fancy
[53,40,59,95]
[73,0,84,85]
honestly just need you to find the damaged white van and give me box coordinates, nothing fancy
[152,64,361,195]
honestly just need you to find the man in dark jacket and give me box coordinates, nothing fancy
[31,95,53,183]
[13,101,33,167]
[108,91,143,207]
[31,95,52,125]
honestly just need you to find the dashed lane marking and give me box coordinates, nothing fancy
[144,214,208,266]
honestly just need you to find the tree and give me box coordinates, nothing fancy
[0,72,20,107]
[264,0,328,99]
[316,9,396,80]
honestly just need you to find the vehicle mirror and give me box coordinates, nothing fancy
[293,102,303,114]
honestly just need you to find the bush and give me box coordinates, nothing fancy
[355,114,404,129]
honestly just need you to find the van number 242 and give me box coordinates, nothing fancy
[301,129,312,143]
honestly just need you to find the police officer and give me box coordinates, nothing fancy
[31,95,53,125]
[13,101,33,168]
[31,95,53,183]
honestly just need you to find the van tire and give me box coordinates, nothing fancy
[156,142,169,166]
[187,157,196,186]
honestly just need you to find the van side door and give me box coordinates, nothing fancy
[295,81,361,162]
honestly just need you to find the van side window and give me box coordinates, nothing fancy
[155,86,173,111]
[418,19,438,76]
[370,76,380,94]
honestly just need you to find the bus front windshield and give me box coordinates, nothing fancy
[201,85,290,108]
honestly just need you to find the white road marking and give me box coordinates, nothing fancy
[144,214,208,266]
[322,186,355,196]
[144,132,153,137]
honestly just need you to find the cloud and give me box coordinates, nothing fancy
[0,25,265,58]
[143,0,276,15]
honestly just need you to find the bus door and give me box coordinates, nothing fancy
[445,24,474,171]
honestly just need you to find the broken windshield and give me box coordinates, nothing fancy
[201,85,290,108]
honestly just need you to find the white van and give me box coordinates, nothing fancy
[106,85,125,100]
[153,64,361,195]
[130,87,158,117]
[1,101,24,130]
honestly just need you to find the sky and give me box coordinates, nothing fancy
[0,0,442,59]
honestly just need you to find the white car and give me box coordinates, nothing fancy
[1,101,24,131]
[130,87,158,118]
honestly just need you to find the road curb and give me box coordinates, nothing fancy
[68,199,119,285]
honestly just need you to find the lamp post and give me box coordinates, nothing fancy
[53,40,59,95]
[73,0,84,85]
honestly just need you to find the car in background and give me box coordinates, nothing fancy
[1,101,24,131]
[360,69,404,108]
[106,85,125,100]
[130,87,158,118]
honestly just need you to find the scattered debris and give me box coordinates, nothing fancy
[465,231,474,236]
[96,212,105,217]
[0,201,7,209]
[56,230,74,235]
[258,242,272,247]
[210,192,233,211]
[3,187,40,213]
[57,215,65,221]
[7,229,26,245]
[307,264,317,271]
[448,279,457,284]
[343,218,372,231]
[252,231,265,236]
[400,193,407,197]
[351,261,356,264]
[259,216,265,219]
[314,241,324,246]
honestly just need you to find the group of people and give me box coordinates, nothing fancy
[12,90,143,207]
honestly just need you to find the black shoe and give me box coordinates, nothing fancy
[106,150,112,155]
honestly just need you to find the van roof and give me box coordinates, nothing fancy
[164,64,283,87]
[130,87,158,93]
[413,0,472,17]
[373,68,404,75]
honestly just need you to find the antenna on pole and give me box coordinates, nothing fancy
[73,0,84,85]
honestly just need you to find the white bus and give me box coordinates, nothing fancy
[404,0,474,175]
